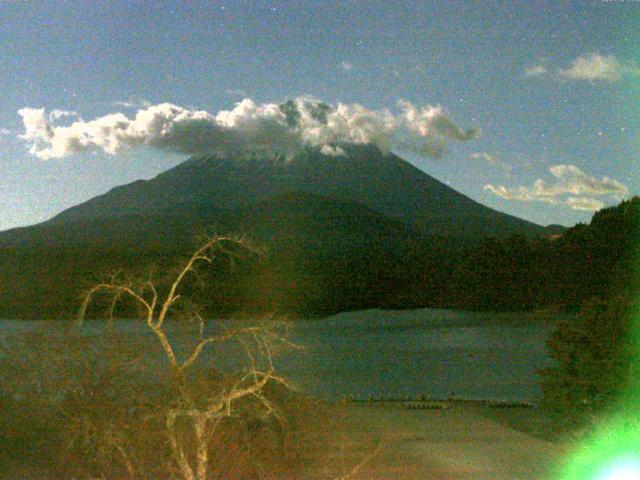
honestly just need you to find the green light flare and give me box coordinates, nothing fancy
[556,299,640,480]
[597,460,640,480]
[555,415,640,479]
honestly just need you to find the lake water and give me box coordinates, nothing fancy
[0,308,565,403]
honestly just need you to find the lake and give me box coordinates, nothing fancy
[0,308,566,403]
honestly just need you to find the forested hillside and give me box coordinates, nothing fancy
[447,196,639,311]
[0,194,636,319]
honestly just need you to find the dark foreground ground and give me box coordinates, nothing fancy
[2,401,567,479]
[300,401,567,480]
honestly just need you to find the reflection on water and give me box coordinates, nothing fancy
[0,308,566,402]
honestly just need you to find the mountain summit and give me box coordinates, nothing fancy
[50,144,544,239]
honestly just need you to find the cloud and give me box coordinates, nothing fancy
[397,100,478,157]
[524,64,547,78]
[546,164,627,196]
[559,53,638,82]
[566,196,605,211]
[49,109,78,120]
[471,152,512,176]
[0,127,12,144]
[18,97,476,160]
[112,99,152,108]
[341,61,353,71]
[226,89,248,97]
[484,164,628,211]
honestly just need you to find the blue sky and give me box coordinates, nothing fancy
[0,0,638,230]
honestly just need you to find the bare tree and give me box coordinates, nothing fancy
[78,235,298,480]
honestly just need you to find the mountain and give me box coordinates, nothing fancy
[0,144,558,319]
[46,144,547,239]
[0,191,439,318]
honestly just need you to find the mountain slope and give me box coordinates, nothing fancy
[0,144,558,319]
[47,144,545,239]
[0,192,439,318]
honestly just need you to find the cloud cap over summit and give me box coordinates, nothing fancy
[18,97,477,161]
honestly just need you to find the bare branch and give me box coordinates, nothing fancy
[156,235,252,328]
[72,234,297,480]
[77,283,152,327]
[146,280,158,315]
[178,326,265,373]
[167,411,196,480]
[334,440,383,480]
[179,337,218,373]
[107,289,123,327]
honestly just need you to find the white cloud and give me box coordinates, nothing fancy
[112,99,152,108]
[484,164,628,211]
[49,109,78,121]
[566,196,605,211]
[397,100,478,158]
[545,164,627,196]
[341,61,353,71]
[226,89,248,97]
[483,184,558,204]
[18,97,476,161]
[497,164,627,199]
[559,53,638,82]
[0,127,12,144]
[524,64,547,78]
[485,182,609,211]
[471,152,512,176]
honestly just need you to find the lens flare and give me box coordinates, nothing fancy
[556,296,640,480]
[597,460,640,480]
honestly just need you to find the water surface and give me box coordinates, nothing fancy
[0,308,566,402]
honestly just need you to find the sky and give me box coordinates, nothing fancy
[0,0,638,230]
